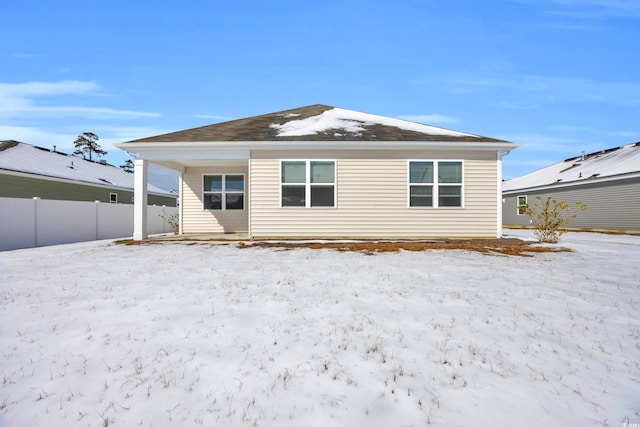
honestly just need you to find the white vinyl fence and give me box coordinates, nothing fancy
[0,197,178,251]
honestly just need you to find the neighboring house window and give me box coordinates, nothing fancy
[409,161,463,207]
[203,174,245,210]
[517,195,527,215]
[110,193,118,203]
[281,160,335,208]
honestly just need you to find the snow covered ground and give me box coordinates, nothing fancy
[1,230,639,427]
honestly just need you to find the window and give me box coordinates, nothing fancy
[203,174,244,210]
[281,160,335,207]
[409,161,463,207]
[517,195,527,215]
[110,193,118,203]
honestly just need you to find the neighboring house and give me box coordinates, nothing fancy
[503,142,640,233]
[0,140,177,206]
[116,104,519,240]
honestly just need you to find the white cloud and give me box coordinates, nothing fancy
[100,126,172,142]
[194,114,236,122]
[607,130,640,139]
[23,106,160,119]
[0,80,160,120]
[0,80,100,97]
[445,74,640,107]
[498,132,589,153]
[513,0,640,18]
[0,125,76,151]
[10,53,40,58]
[489,101,538,110]
[548,124,595,133]
[544,22,602,30]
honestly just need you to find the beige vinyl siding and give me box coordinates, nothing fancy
[250,150,498,238]
[181,166,249,233]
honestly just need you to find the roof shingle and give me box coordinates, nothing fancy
[126,104,507,143]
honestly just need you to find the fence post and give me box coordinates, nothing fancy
[162,205,167,233]
[33,197,40,247]
[95,200,100,240]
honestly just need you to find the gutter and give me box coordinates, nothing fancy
[502,171,640,195]
[116,140,520,158]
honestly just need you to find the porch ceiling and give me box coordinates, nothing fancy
[152,158,248,171]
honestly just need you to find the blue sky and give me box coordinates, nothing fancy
[1,0,639,190]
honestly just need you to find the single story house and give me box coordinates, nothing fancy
[116,104,519,240]
[0,140,177,206]
[502,142,640,233]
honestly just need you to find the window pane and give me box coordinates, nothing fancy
[517,196,526,205]
[439,186,462,206]
[282,186,305,207]
[226,194,244,210]
[311,185,334,207]
[204,193,222,210]
[310,161,335,183]
[203,175,222,192]
[410,162,434,183]
[439,162,462,183]
[225,175,244,191]
[282,161,306,183]
[410,186,433,207]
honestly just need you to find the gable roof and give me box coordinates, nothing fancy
[503,142,640,193]
[0,140,172,196]
[126,104,507,143]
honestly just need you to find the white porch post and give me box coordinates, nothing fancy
[133,159,148,240]
[178,172,184,235]
[496,152,504,238]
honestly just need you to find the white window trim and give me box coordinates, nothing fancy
[280,160,337,208]
[517,194,527,215]
[109,193,118,203]
[407,160,465,208]
[202,173,246,211]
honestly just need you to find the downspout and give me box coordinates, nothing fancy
[247,157,252,240]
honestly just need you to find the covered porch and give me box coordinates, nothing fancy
[126,146,250,240]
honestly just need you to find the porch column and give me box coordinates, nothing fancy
[496,152,504,238]
[178,173,184,235]
[133,159,148,240]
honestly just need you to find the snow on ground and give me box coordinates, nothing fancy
[1,230,639,427]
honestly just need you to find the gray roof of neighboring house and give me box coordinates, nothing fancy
[503,142,640,193]
[125,104,509,143]
[0,140,173,196]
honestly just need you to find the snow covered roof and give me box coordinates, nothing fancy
[503,142,640,193]
[125,104,509,143]
[0,140,172,196]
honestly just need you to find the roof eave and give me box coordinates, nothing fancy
[117,140,520,158]
[503,171,640,194]
[0,168,175,197]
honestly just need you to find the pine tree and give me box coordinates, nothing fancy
[120,159,134,173]
[73,132,106,161]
